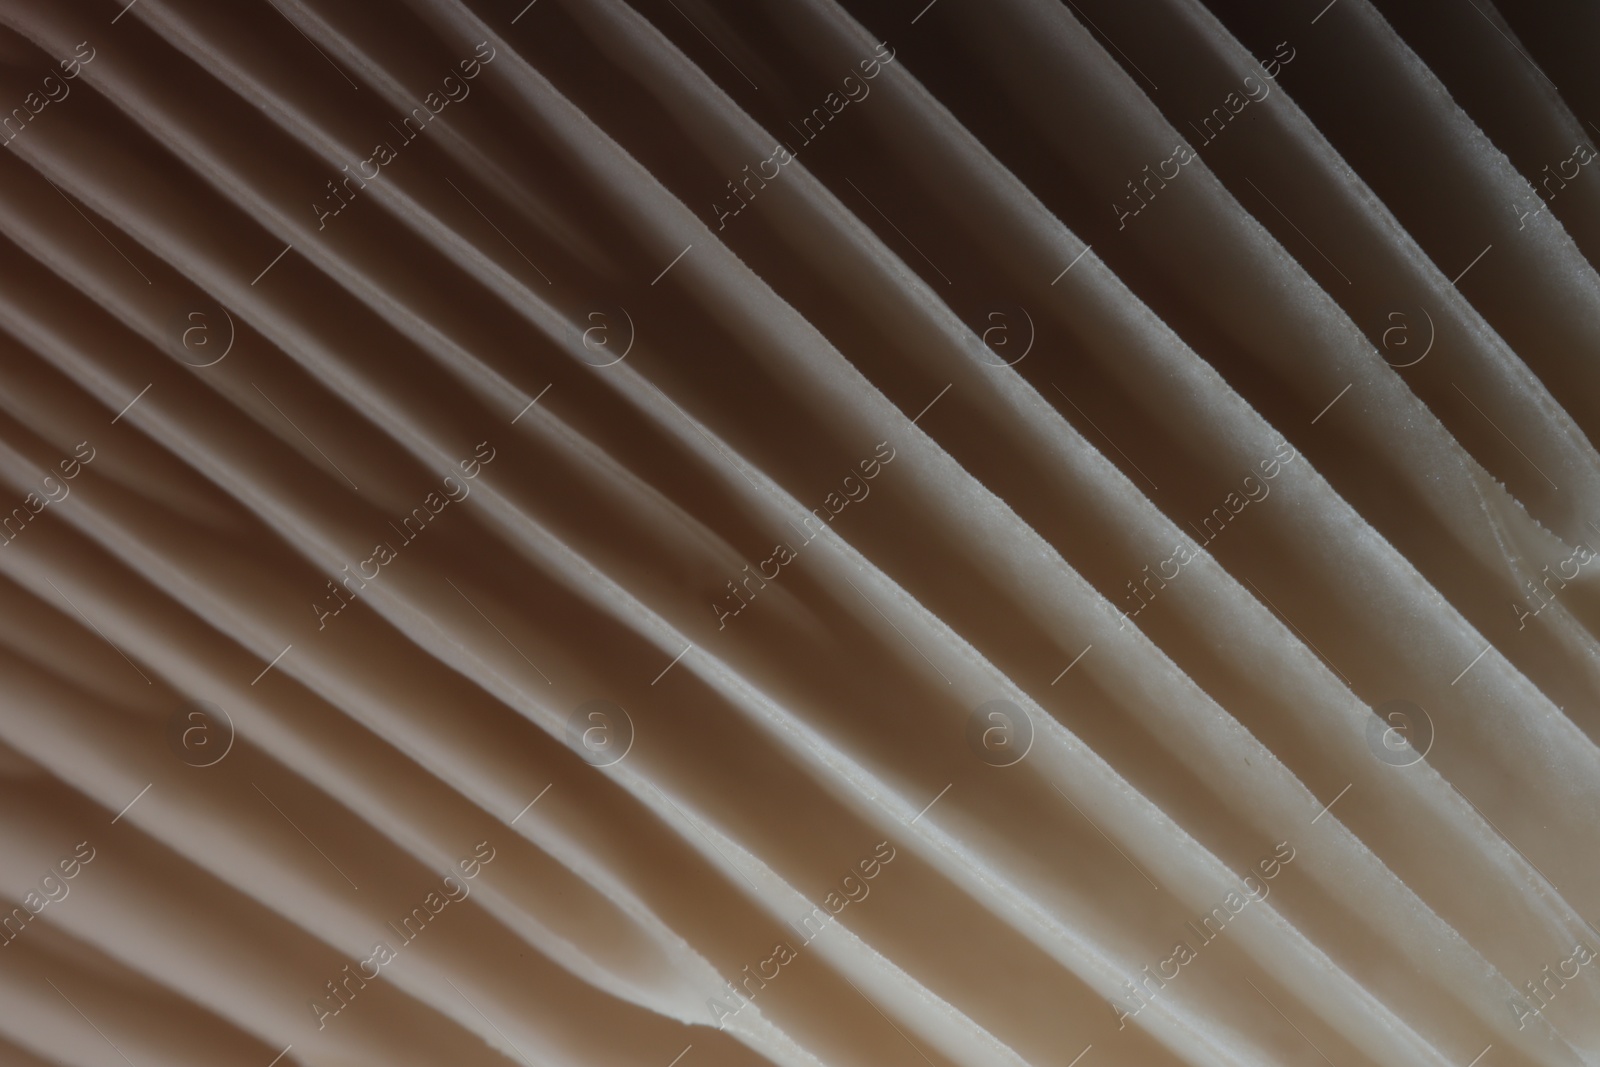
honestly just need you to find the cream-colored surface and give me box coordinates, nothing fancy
[0,0,1595,1065]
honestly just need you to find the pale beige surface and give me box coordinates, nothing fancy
[0,0,1596,1065]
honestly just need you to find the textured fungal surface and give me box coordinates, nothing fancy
[0,1,1597,1066]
